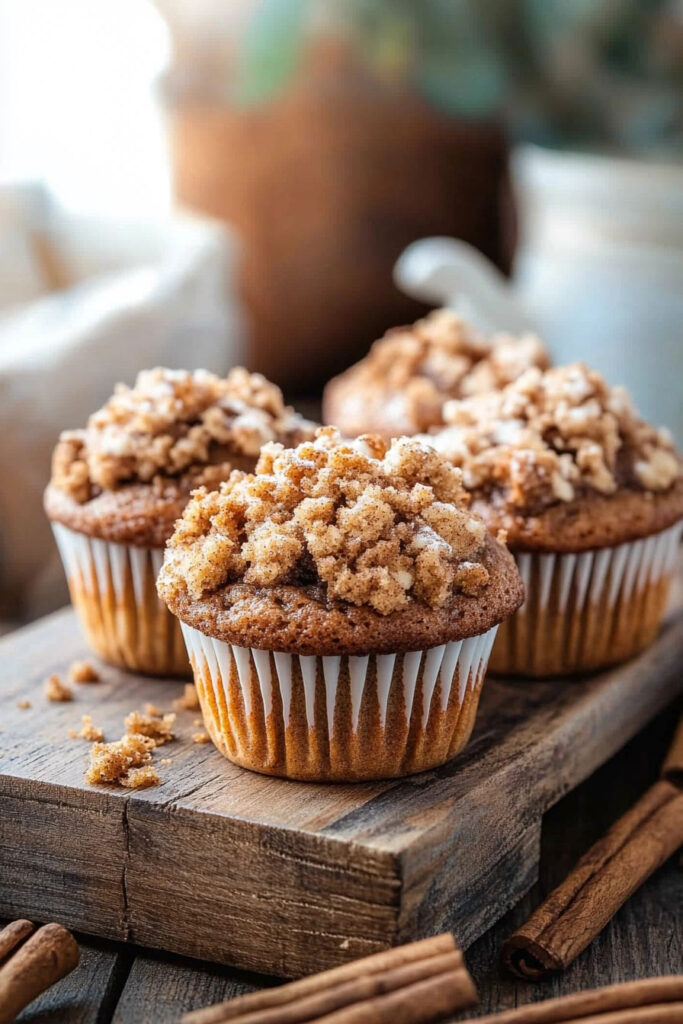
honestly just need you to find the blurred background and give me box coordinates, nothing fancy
[0,0,681,622]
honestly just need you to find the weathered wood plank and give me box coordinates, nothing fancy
[108,708,683,1023]
[464,708,683,1016]
[1,606,681,977]
[111,954,257,1024]
[12,933,127,1024]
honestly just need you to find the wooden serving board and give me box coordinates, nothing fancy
[1,606,682,979]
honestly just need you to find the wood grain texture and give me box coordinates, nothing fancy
[108,708,683,1022]
[12,934,127,1024]
[111,954,256,1024]
[1,607,682,978]
[462,708,683,1017]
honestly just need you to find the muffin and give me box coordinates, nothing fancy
[323,308,548,439]
[423,364,683,677]
[156,427,524,781]
[44,367,316,676]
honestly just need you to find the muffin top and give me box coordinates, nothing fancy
[323,308,549,438]
[424,364,683,551]
[157,427,523,654]
[44,367,316,547]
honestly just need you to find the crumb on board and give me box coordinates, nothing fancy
[121,766,161,789]
[144,702,163,717]
[192,732,210,744]
[79,715,104,742]
[68,729,78,739]
[123,709,175,746]
[85,733,160,789]
[45,674,73,702]
[160,758,173,766]
[69,659,100,684]
[193,718,202,727]
[16,699,31,710]
[339,939,350,950]
[172,684,200,712]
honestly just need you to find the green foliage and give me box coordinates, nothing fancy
[232,0,681,150]
[234,0,311,107]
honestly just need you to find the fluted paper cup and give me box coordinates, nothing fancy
[52,522,189,677]
[490,521,682,677]
[180,622,499,781]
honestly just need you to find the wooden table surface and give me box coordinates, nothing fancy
[13,702,682,1024]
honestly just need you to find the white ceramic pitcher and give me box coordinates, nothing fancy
[395,145,683,441]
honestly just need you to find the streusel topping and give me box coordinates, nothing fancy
[339,309,548,430]
[51,367,316,503]
[158,427,491,615]
[426,364,680,513]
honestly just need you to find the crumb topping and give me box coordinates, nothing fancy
[69,660,100,684]
[426,364,681,513]
[85,733,160,788]
[51,367,316,503]
[78,715,104,742]
[192,732,210,744]
[338,309,548,432]
[172,684,200,712]
[85,707,178,788]
[123,710,175,746]
[158,426,491,616]
[44,674,72,702]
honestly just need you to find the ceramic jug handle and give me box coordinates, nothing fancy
[394,237,535,335]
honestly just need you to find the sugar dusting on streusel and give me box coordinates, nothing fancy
[332,309,548,432]
[425,364,680,512]
[51,367,316,503]
[158,427,492,615]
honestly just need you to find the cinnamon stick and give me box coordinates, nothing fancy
[207,951,467,1024]
[183,934,475,1024]
[474,976,683,1023]
[502,778,683,979]
[0,920,34,962]
[305,968,477,1024]
[0,922,79,1024]
[661,714,683,786]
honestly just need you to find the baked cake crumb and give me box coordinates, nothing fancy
[79,715,104,742]
[85,732,159,787]
[68,729,78,739]
[16,699,31,710]
[51,367,316,502]
[121,765,161,789]
[192,732,210,744]
[160,757,173,766]
[69,660,100,683]
[159,427,492,616]
[326,309,548,434]
[45,674,73,702]
[426,364,681,512]
[124,710,175,746]
[144,702,163,717]
[172,684,199,712]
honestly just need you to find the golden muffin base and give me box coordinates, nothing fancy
[489,523,681,677]
[52,523,189,677]
[181,623,499,781]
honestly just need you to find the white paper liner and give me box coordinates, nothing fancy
[51,522,188,676]
[180,621,498,779]
[491,520,682,676]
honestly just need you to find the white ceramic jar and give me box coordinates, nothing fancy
[395,145,683,441]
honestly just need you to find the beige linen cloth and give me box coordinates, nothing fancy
[0,183,244,625]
